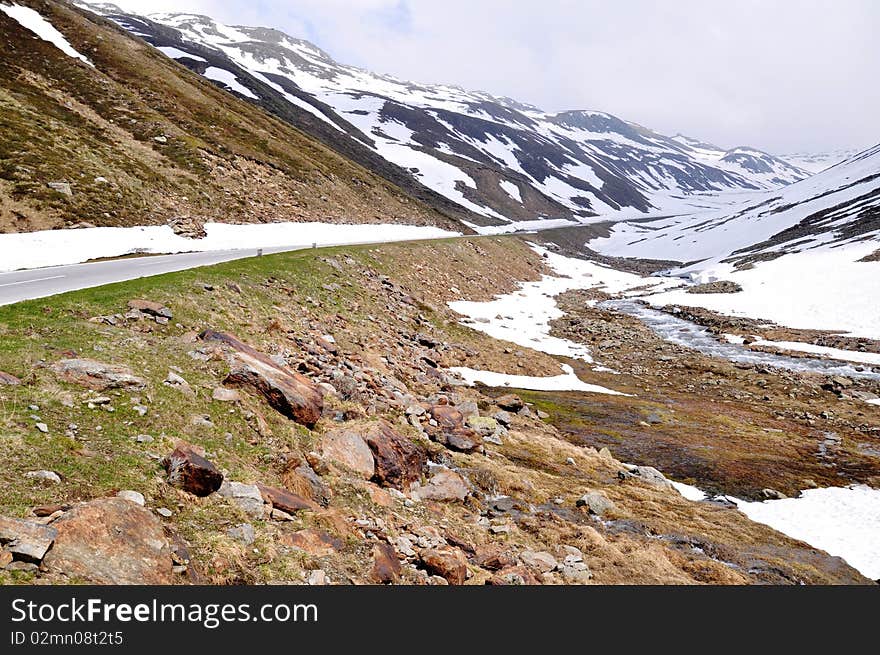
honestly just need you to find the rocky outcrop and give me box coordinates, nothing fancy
[686,280,743,294]
[163,443,224,497]
[50,359,146,391]
[42,498,175,584]
[362,422,427,489]
[199,330,324,428]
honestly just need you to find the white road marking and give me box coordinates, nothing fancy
[0,275,65,288]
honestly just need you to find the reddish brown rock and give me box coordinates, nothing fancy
[128,299,172,318]
[199,330,324,427]
[420,546,469,585]
[494,394,524,412]
[280,529,343,556]
[371,542,401,584]
[256,483,319,513]
[50,359,146,391]
[474,544,517,572]
[363,422,426,489]
[0,371,21,386]
[42,498,174,584]
[163,443,223,497]
[426,405,482,452]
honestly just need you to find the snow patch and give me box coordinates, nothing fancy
[203,67,258,99]
[1,4,94,66]
[450,363,626,395]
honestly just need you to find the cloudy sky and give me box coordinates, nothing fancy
[107,0,877,153]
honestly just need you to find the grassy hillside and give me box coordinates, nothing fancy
[0,0,467,233]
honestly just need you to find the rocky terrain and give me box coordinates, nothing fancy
[0,237,873,585]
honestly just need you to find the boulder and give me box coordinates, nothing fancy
[362,422,427,489]
[0,371,21,386]
[226,523,255,546]
[50,359,146,391]
[320,430,375,479]
[370,542,401,584]
[420,546,469,585]
[0,516,57,563]
[474,544,516,571]
[42,498,174,584]
[163,443,224,497]
[576,491,616,516]
[466,415,500,436]
[494,394,524,412]
[128,299,173,318]
[116,490,145,506]
[621,464,672,489]
[256,483,318,513]
[199,331,324,428]
[519,550,558,573]
[412,468,469,502]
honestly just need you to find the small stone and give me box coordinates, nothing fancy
[495,394,524,412]
[212,387,241,402]
[218,481,265,518]
[116,490,145,506]
[25,470,61,483]
[35,423,49,434]
[520,550,558,573]
[565,457,576,465]
[156,507,172,517]
[162,443,224,497]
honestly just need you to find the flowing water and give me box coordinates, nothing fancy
[600,299,880,381]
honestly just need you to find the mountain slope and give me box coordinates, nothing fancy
[671,135,807,187]
[76,2,811,229]
[0,0,469,233]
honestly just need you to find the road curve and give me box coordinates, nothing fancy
[0,245,311,307]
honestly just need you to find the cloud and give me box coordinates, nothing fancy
[106,0,879,153]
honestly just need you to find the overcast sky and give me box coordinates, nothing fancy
[108,0,878,154]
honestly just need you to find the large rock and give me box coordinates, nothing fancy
[0,516,57,563]
[420,546,468,585]
[412,468,469,502]
[43,498,174,584]
[371,542,401,584]
[320,430,375,479]
[256,483,318,513]
[0,371,21,386]
[163,443,224,496]
[576,491,616,516]
[199,330,324,428]
[494,394,524,412]
[218,481,265,518]
[426,405,482,452]
[362,422,426,489]
[50,359,146,391]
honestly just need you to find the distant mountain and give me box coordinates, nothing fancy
[76,2,812,229]
[671,135,808,187]
[589,144,880,269]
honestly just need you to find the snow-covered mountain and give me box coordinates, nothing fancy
[671,135,807,187]
[77,2,810,229]
[591,143,880,276]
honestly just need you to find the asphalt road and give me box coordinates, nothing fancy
[0,245,312,307]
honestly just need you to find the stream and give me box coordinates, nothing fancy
[600,299,880,381]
